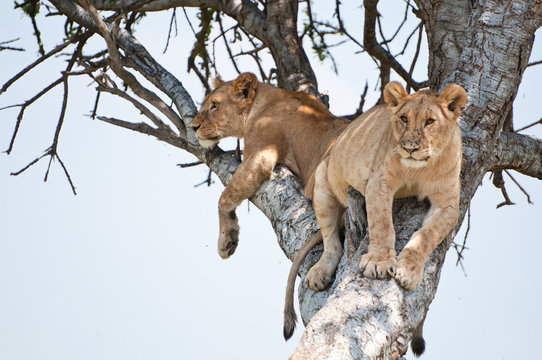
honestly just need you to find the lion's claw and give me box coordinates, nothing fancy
[360,250,396,280]
[395,248,424,290]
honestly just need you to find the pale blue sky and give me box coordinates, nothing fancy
[1,2,541,359]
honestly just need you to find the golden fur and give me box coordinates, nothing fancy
[283,82,467,350]
[190,73,348,259]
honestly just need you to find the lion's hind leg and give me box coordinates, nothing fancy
[306,161,345,291]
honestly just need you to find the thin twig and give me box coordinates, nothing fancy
[55,153,77,194]
[3,77,63,154]
[163,8,177,54]
[406,23,424,93]
[187,8,213,93]
[177,160,204,168]
[379,0,411,47]
[453,207,470,275]
[363,0,426,91]
[1,36,79,94]
[0,38,24,52]
[395,22,423,58]
[194,169,213,187]
[527,59,542,67]
[504,170,534,205]
[216,13,241,74]
[97,116,166,139]
[28,1,46,56]
[515,117,542,132]
[97,86,175,134]
[82,0,185,133]
[492,170,516,208]
[344,82,368,120]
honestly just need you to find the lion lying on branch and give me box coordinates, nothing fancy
[190,72,348,258]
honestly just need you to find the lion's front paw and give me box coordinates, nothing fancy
[395,248,424,290]
[217,217,240,259]
[306,261,334,291]
[360,249,397,279]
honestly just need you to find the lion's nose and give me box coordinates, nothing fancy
[402,143,420,154]
[190,123,201,132]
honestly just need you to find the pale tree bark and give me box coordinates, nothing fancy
[10,0,542,359]
[290,1,542,358]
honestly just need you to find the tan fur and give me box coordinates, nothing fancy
[190,73,349,259]
[283,82,466,348]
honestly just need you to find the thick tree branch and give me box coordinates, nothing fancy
[490,131,542,180]
[48,0,317,265]
[413,0,472,90]
[292,2,542,358]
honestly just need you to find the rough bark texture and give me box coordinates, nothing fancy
[414,0,472,90]
[288,1,542,359]
[491,132,542,179]
[46,1,542,359]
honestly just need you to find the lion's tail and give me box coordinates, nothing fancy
[283,231,323,340]
[410,313,427,357]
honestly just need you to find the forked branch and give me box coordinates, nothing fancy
[363,0,427,91]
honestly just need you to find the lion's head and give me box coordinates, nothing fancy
[190,73,259,148]
[383,81,467,168]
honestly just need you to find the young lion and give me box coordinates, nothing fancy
[190,73,349,259]
[283,81,467,354]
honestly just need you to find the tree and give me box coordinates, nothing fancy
[2,1,541,359]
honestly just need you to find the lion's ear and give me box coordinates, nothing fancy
[439,84,467,118]
[383,82,409,107]
[230,73,258,113]
[213,76,225,89]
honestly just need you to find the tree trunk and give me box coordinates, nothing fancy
[289,1,542,358]
[48,1,542,359]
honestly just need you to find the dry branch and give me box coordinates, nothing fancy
[363,0,426,91]
[491,131,542,180]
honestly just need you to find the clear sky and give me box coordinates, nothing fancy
[1,2,541,360]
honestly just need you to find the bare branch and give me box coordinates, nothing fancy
[49,0,199,135]
[97,85,176,134]
[527,59,542,67]
[187,8,213,92]
[16,0,46,55]
[363,0,426,91]
[515,117,542,132]
[1,35,81,94]
[3,77,64,154]
[82,0,185,133]
[194,169,213,187]
[490,132,542,180]
[177,160,203,168]
[54,153,78,194]
[343,82,368,120]
[216,14,241,75]
[163,8,178,54]
[504,169,534,205]
[0,38,24,52]
[97,115,159,135]
[406,23,424,93]
[492,170,516,208]
[452,206,470,274]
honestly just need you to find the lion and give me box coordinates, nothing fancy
[190,72,349,259]
[283,81,467,356]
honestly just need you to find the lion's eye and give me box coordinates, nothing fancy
[400,115,408,124]
[425,118,435,126]
[210,102,218,110]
